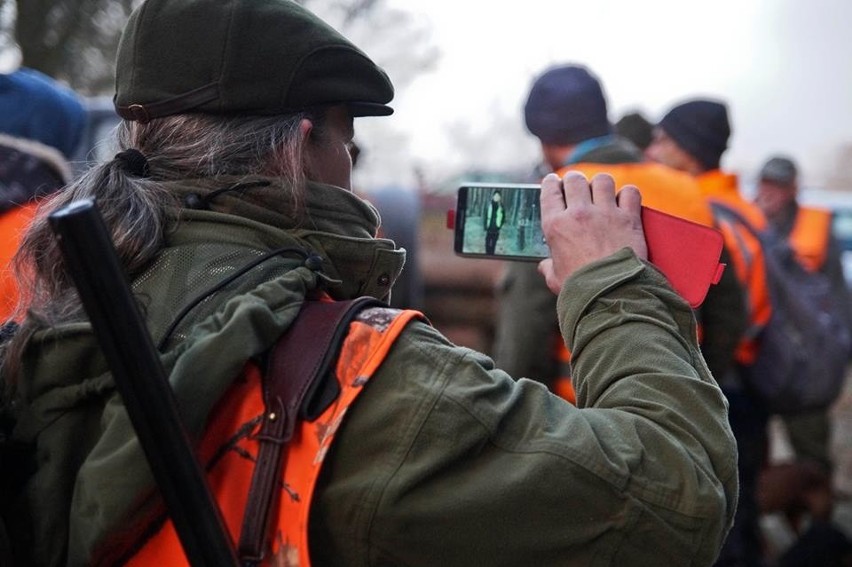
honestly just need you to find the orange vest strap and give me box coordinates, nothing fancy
[127,302,426,567]
[789,206,832,272]
[709,200,773,363]
[277,305,424,566]
[238,296,384,561]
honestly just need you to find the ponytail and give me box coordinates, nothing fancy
[2,109,316,382]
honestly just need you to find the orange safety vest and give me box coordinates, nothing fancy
[549,162,714,403]
[789,206,832,273]
[698,170,772,365]
[127,304,423,566]
[0,202,38,321]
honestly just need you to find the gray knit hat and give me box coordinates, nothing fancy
[759,156,798,186]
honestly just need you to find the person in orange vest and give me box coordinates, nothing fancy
[0,3,738,565]
[755,155,852,474]
[646,98,773,567]
[493,65,747,404]
[0,67,86,322]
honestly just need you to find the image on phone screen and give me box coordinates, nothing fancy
[455,183,549,261]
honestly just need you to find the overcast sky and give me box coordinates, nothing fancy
[357,0,852,192]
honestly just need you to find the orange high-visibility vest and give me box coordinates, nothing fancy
[0,202,38,321]
[789,206,832,273]
[559,162,715,227]
[127,305,423,566]
[551,332,576,404]
[548,162,713,403]
[698,170,772,365]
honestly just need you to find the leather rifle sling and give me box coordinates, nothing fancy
[238,296,384,563]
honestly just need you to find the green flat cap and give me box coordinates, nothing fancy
[114,0,394,122]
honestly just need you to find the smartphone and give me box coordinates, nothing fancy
[451,182,726,308]
[453,183,548,261]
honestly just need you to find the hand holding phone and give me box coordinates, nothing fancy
[539,172,646,291]
[450,179,726,308]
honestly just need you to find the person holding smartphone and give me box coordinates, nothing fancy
[494,64,747,406]
[0,2,735,565]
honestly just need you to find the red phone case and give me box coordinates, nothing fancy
[446,203,726,308]
[641,206,726,308]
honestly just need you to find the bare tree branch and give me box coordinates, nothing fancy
[9,0,431,96]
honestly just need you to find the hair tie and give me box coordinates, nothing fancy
[115,149,151,178]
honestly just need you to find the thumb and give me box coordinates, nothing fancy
[538,258,560,295]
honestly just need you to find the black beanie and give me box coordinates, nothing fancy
[658,99,730,170]
[524,64,612,145]
[615,111,653,150]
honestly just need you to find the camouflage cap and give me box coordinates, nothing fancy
[114,0,394,122]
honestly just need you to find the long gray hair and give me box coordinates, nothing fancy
[3,109,322,378]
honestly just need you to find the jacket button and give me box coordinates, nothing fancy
[377,273,391,286]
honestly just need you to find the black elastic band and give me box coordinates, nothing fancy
[184,180,272,211]
[115,149,151,178]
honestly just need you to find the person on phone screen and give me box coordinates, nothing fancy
[493,64,747,406]
[645,98,773,567]
[0,2,735,565]
[484,190,505,254]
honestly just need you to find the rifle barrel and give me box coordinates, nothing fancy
[49,199,239,566]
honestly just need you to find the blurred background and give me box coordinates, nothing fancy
[5,0,852,191]
[3,0,852,352]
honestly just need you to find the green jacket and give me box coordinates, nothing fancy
[493,138,747,386]
[6,177,736,566]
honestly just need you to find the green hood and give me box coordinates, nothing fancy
[9,177,405,565]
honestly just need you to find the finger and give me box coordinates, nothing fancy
[540,173,565,225]
[616,184,642,213]
[537,258,559,294]
[588,173,617,207]
[561,171,591,207]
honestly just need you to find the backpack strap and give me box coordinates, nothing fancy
[237,296,384,564]
[710,201,759,237]
[710,200,772,271]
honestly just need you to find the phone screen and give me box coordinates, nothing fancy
[454,183,549,261]
[453,182,727,307]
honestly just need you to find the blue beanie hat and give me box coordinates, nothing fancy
[524,64,611,145]
[658,99,730,171]
[0,68,86,158]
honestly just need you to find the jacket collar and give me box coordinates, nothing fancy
[163,176,406,301]
[562,135,643,167]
